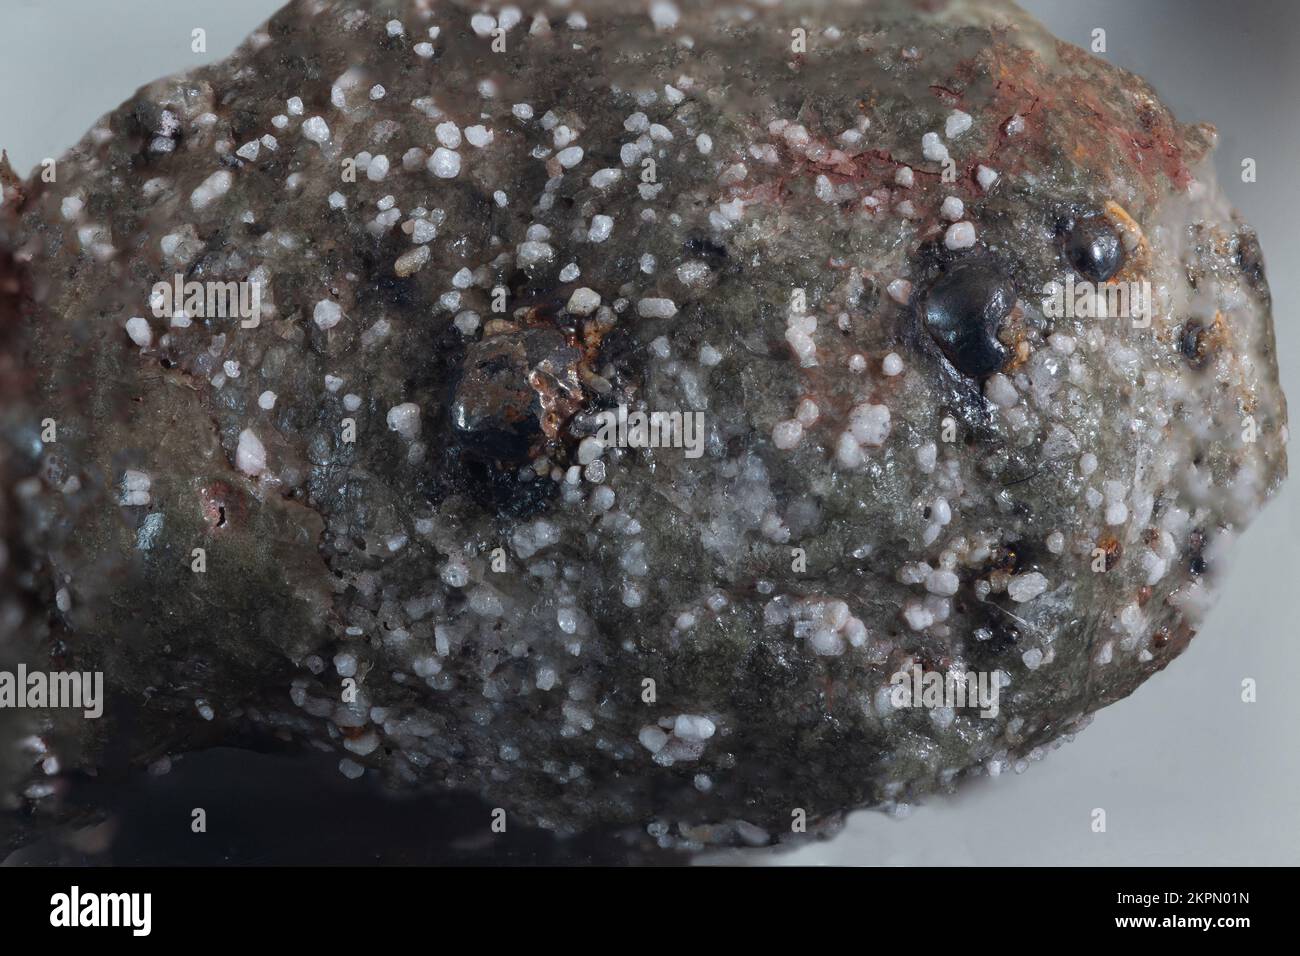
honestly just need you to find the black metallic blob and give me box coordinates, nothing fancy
[450,328,583,463]
[451,335,547,463]
[922,262,1016,378]
[1235,228,1270,304]
[1179,320,1213,370]
[1061,215,1125,281]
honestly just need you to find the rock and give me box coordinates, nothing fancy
[0,0,1287,858]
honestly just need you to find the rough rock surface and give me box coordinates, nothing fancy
[0,0,1287,857]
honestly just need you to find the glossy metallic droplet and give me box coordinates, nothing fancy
[922,263,1016,378]
[1063,215,1125,282]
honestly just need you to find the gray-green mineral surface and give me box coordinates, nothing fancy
[0,0,1287,857]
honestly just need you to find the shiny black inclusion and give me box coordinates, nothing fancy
[1062,215,1125,282]
[922,263,1016,378]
